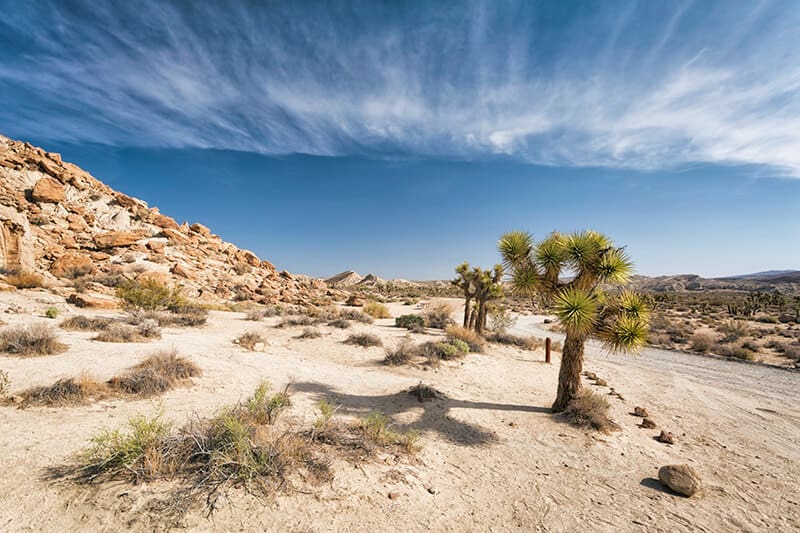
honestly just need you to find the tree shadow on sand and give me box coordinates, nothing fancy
[292,381,552,447]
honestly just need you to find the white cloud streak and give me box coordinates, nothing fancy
[1,0,799,175]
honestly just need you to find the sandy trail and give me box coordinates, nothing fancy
[0,295,798,532]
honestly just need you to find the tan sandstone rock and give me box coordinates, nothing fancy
[31,177,65,204]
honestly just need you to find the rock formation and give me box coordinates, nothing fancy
[0,134,331,305]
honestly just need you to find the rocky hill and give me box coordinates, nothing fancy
[0,134,331,306]
[631,273,800,295]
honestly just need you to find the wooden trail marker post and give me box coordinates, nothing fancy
[545,337,551,363]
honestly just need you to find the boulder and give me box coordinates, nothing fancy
[150,212,179,229]
[190,222,211,236]
[171,262,194,279]
[31,177,65,204]
[656,430,675,444]
[94,231,143,249]
[49,253,96,278]
[640,418,657,429]
[633,406,649,417]
[658,464,701,497]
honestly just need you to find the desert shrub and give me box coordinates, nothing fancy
[60,315,113,331]
[45,306,59,319]
[690,331,715,353]
[296,327,322,339]
[360,412,419,454]
[363,301,391,319]
[422,302,454,329]
[488,306,517,333]
[339,309,374,323]
[0,369,9,396]
[718,320,751,342]
[235,331,266,351]
[561,390,619,433]
[395,314,425,330]
[488,332,543,351]
[757,316,779,324]
[116,278,185,311]
[713,342,755,361]
[245,308,266,321]
[80,414,174,481]
[384,339,418,365]
[276,315,315,328]
[107,350,201,397]
[0,324,67,356]
[18,374,109,406]
[242,381,291,425]
[328,318,351,329]
[783,344,800,361]
[403,298,418,306]
[94,322,160,343]
[5,271,44,289]
[344,333,383,347]
[445,325,485,353]
[127,308,208,328]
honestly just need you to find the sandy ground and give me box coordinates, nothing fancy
[1,293,799,532]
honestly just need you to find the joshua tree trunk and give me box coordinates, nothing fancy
[551,333,584,412]
[463,296,472,328]
[475,299,485,334]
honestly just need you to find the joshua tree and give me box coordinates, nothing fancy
[498,230,650,412]
[453,263,504,333]
[453,262,477,328]
[471,264,504,334]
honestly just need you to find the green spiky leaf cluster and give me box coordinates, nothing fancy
[498,230,649,353]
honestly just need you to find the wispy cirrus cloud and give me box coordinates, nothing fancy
[1,0,800,175]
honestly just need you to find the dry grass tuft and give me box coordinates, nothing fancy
[17,373,109,406]
[384,338,418,365]
[338,309,374,324]
[0,323,67,356]
[276,315,316,328]
[327,318,351,329]
[107,350,201,397]
[488,332,544,351]
[422,302,455,329]
[445,326,485,352]
[5,271,45,289]
[406,382,442,403]
[94,321,161,343]
[561,390,620,433]
[60,315,113,331]
[296,327,322,339]
[363,301,391,319]
[344,333,383,347]
[235,331,266,351]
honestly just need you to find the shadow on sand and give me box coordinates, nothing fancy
[292,381,553,447]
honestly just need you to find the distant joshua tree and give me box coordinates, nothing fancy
[452,262,504,334]
[498,230,650,412]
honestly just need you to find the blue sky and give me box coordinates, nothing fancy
[1,1,799,278]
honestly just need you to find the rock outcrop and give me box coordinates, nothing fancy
[0,134,331,305]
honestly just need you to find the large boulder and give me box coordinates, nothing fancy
[658,464,702,497]
[31,177,65,204]
[49,253,96,278]
[94,231,143,249]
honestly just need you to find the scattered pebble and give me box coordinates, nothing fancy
[658,464,702,497]
[640,418,657,429]
[633,406,649,417]
[427,486,438,495]
[595,379,608,387]
[656,430,675,444]
[388,492,400,500]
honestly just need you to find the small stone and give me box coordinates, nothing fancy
[427,486,438,495]
[595,379,608,387]
[633,406,649,417]
[658,464,702,497]
[584,371,597,380]
[656,430,675,444]
[388,492,400,500]
[640,418,657,429]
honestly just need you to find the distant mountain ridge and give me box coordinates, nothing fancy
[719,270,800,281]
[631,271,800,294]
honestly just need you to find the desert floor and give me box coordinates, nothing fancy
[1,293,799,532]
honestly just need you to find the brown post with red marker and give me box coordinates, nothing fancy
[545,337,551,363]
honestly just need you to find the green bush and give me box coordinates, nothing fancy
[116,278,185,311]
[45,306,59,319]
[395,314,425,330]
